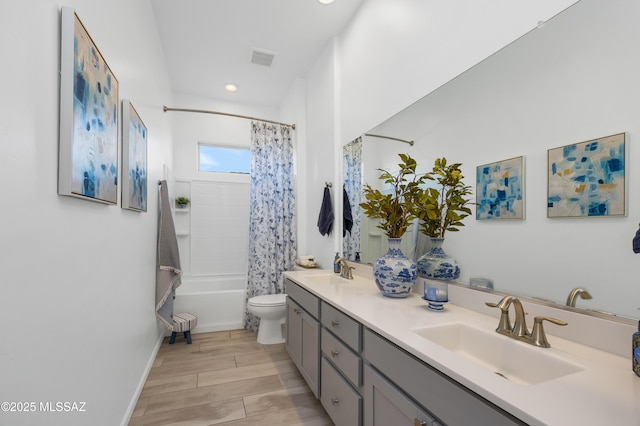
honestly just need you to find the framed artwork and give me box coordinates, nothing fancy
[58,7,119,204]
[476,156,525,220]
[547,133,626,218]
[121,100,148,212]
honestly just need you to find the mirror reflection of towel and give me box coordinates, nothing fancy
[317,187,333,236]
[633,225,640,253]
[343,187,353,237]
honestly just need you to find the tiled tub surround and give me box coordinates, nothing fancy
[283,268,640,426]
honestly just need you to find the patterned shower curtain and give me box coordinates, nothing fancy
[342,137,362,260]
[244,121,297,331]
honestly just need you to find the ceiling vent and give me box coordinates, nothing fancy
[250,47,277,67]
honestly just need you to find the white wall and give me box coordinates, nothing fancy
[303,40,341,268]
[0,1,174,425]
[281,78,309,258]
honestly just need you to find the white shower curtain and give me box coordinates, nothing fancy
[244,121,297,331]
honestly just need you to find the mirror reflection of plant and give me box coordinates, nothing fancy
[359,154,426,239]
[416,158,473,238]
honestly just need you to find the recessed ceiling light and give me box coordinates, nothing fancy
[225,83,238,92]
[318,0,335,4]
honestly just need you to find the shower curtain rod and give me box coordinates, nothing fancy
[163,105,295,130]
[364,133,414,146]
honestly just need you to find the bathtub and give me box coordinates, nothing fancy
[174,274,246,333]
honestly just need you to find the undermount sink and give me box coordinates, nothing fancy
[412,323,583,386]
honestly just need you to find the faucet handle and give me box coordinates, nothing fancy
[530,316,568,348]
[485,301,512,335]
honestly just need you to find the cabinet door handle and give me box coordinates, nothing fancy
[331,397,340,406]
[331,320,339,328]
[330,350,339,357]
[414,419,427,426]
[294,308,301,315]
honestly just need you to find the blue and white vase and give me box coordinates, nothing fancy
[416,237,460,280]
[373,238,417,298]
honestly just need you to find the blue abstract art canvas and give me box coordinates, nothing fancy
[58,7,119,204]
[547,133,625,218]
[122,101,147,212]
[476,156,524,220]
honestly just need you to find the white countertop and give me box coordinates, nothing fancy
[284,269,640,426]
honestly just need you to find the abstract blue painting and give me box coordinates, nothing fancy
[58,7,118,204]
[476,156,524,220]
[548,133,625,218]
[122,101,147,212]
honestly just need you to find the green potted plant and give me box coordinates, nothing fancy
[360,153,425,238]
[175,196,190,208]
[359,154,424,297]
[415,157,473,282]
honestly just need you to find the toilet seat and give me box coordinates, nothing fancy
[248,294,287,307]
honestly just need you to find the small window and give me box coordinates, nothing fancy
[199,144,250,174]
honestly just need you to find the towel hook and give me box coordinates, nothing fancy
[325,182,332,188]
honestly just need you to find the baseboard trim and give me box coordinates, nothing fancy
[120,327,165,426]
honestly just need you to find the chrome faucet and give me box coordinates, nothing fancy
[486,296,567,348]
[566,287,592,307]
[335,258,354,280]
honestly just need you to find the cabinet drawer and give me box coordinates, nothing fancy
[321,301,361,351]
[285,279,319,318]
[321,357,362,426]
[363,329,525,426]
[322,328,362,387]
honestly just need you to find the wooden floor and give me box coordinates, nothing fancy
[129,329,333,426]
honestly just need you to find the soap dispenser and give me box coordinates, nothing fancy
[633,320,640,377]
[334,252,340,273]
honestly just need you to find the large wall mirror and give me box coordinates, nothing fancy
[341,0,640,321]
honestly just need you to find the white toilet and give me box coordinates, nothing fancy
[247,294,288,344]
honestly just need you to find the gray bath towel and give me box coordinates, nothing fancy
[156,180,182,330]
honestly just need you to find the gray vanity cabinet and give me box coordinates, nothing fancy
[285,276,527,426]
[364,329,526,426]
[285,279,320,397]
